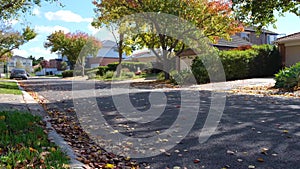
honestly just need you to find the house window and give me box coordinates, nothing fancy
[267,35,277,44]
[240,32,250,42]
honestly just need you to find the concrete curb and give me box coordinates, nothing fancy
[16,81,85,169]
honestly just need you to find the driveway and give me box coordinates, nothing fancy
[20,78,300,169]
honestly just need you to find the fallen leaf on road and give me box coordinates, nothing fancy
[248,165,255,168]
[257,158,264,162]
[227,150,235,155]
[194,159,200,163]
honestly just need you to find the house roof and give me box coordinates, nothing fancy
[92,40,127,59]
[101,40,117,48]
[11,55,31,61]
[128,48,161,59]
[275,32,300,43]
[244,27,279,35]
[214,35,253,48]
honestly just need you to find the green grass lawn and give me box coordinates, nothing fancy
[0,81,22,95]
[0,111,69,168]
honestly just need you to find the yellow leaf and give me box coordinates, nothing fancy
[50,147,56,152]
[105,163,115,169]
[0,116,5,120]
[29,147,37,152]
[257,158,264,162]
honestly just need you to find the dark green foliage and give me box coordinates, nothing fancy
[191,45,281,84]
[97,66,109,76]
[97,62,151,76]
[275,62,300,89]
[106,62,151,72]
[62,70,73,78]
[249,45,281,77]
[86,68,98,79]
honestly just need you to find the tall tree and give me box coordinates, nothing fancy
[0,0,61,20]
[92,0,243,79]
[92,19,133,77]
[0,26,37,59]
[44,31,102,76]
[232,0,300,31]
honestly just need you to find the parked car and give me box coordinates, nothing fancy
[10,68,29,80]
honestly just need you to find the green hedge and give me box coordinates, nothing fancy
[62,70,73,78]
[97,62,151,76]
[191,45,281,84]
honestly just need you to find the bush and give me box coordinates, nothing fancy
[275,62,300,89]
[86,69,98,79]
[34,66,42,73]
[97,66,108,76]
[106,62,151,72]
[62,70,73,78]
[104,71,115,79]
[191,45,281,84]
[122,71,135,78]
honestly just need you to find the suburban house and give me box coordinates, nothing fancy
[275,32,300,67]
[49,58,66,71]
[126,49,161,63]
[7,55,33,72]
[177,27,279,70]
[35,57,69,76]
[86,40,127,68]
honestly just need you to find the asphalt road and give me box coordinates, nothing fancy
[21,78,300,169]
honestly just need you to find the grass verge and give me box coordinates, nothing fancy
[0,81,22,95]
[0,111,69,168]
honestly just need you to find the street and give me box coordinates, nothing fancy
[20,78,300,169]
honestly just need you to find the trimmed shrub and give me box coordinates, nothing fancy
[106,62,151,72]
[191,45,281,84]
[122,72,135,78]
[86,69,98,79]
[62,70,73,78]
[275,62,300,89]
[106,63,119,71]
[104,71,115,79]
[97,66,108,76]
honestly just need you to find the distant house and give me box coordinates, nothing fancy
[7,55,33,72]
[86,40,127,68]
[49,59,66,71]
[126,49,161,63]
[275,32,300,67]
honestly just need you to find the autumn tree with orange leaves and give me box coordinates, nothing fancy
[44,31,102,76]
[92,0,243,79]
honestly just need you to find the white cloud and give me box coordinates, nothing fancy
[45,10,92,23]
[29,47,52,55]
[87,24,102,35]
[32,8,41,17]
[35,25,70,34]
[12,49,28,56]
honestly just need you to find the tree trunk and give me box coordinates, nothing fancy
[162,50,170,80]
[82,65,85,77]
[116,33,124,77]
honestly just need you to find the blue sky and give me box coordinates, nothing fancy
[11,1,300,60]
